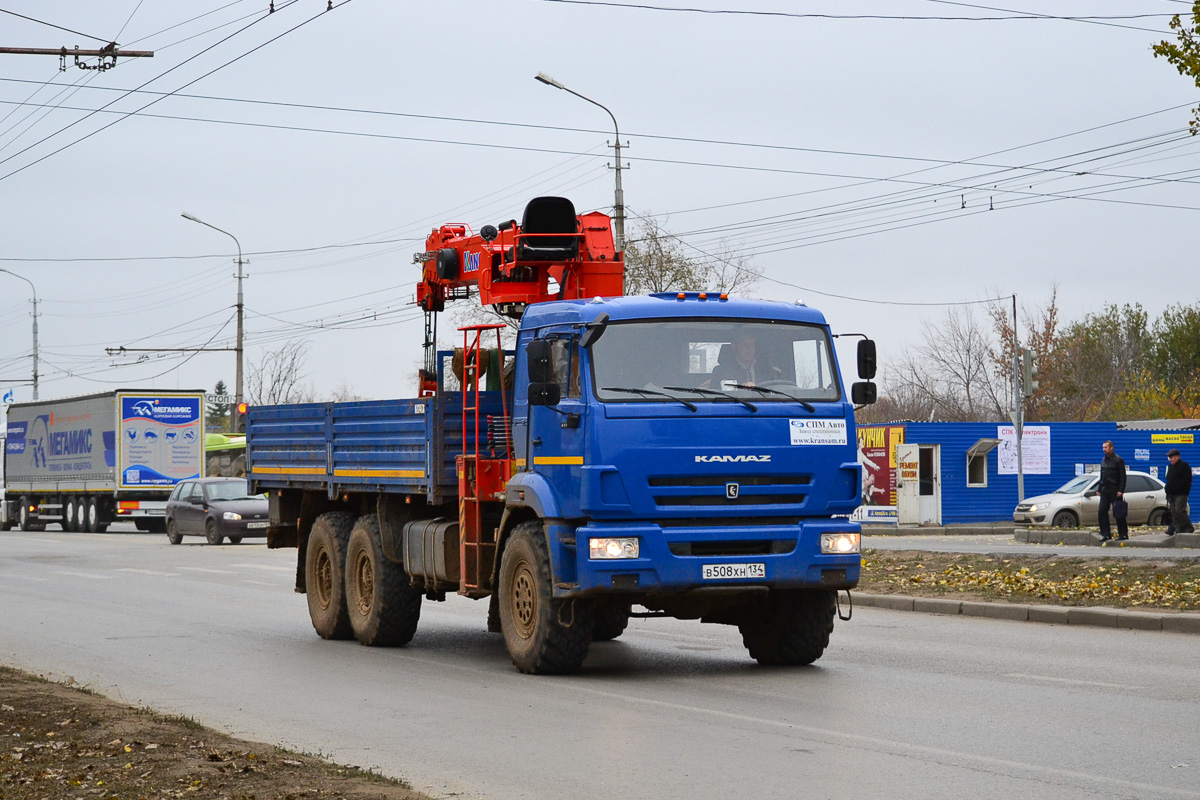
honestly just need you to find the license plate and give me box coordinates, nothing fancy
[702,562,766,581]
[144,510,166,516]
[246,521,269,529]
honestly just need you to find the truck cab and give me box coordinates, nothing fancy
[508,293,863,615]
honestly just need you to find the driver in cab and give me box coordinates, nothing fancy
[709,331,781,387]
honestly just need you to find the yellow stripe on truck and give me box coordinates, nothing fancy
[533,456,584,466]
[332,468,425,479]
[252,466,326,476]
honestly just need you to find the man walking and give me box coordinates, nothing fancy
[1164,448,1194,535]
[1097,440,1128,542]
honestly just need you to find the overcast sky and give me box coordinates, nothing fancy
[1,0,1197,406]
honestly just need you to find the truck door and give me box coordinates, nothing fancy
[528,334,586,517]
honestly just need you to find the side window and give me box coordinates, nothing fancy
[1126,475,1152,492]
[549,337,581,399]
[187,483,203,503]
[169,483,184,501]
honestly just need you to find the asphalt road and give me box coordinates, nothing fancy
[2,528,1198,800]
[865,532,1200,559]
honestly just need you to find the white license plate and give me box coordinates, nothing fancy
[702,562,766,581]
[246,521,269,529]
[144,510,166,516]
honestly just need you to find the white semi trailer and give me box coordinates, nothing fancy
[3,390,205,532]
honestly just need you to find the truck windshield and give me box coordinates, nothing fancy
[590,319,841,404]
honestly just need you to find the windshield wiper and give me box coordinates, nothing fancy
[730,383,815,412]
[602,387,698,411]
[664,386,757,412]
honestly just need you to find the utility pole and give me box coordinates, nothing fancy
[1010,294,1025,503]
[0,268,39,400]
[181,213,246,431]
[534,72,626,253]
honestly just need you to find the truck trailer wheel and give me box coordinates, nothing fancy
[65,497,81,532]
[19,497,44,532]
[305,511,356,640]
[84,498,103,533]
[739,589,836,667]
[498,521,593,674]
[345,514,422,647]
[592,603,632,641]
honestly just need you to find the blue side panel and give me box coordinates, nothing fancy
[246,393,509,502]
[899,421,1199,523]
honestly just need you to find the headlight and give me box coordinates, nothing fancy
[223,511,242,521]
[820,532,860,554]
[1027,504,1041,512]
[589,537,639,559]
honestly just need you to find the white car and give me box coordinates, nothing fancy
[1013,471,1169,528]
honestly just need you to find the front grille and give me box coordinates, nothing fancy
[649,474,812,509]
[1015,504,1032,512]
[658,516,799,529]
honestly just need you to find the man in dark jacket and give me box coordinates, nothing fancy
[1097,440,1128,542]
[1164,448,1194,535]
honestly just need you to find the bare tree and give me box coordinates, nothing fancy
[888,307,1007,421]
[623,216,762,296]
[247,340,311,405]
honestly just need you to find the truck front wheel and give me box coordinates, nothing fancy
[345,514,422,647]
[739,589,836,666]
[592,603,632,641]
[305,511,356,640]
[498,521,594,674]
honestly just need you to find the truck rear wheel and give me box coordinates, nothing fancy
[592,603,632,641]
[739,589,836,667]
[498,521,593,674]
[65,497,81,532]
[84,498,103,533]
[345,514,422,647]
[305,511,356,640]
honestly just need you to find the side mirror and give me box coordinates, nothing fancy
[580,312,609,349]
[191,496,206,506]
[526,339,552,383]
[1084,491,1098,498]
[857,339,877,380]
[851,381,877,405]
[528,382,561,406]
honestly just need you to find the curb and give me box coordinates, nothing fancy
[1013,529,1200,549]
[853,593,1200,635]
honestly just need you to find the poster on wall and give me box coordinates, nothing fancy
[997,425,1051,474]
[851,425,905,522]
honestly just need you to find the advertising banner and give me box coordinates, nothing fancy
[852,424,905,522]
[997,425,1051,474]
[117,394,203,489]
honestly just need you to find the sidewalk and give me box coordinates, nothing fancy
[862,522,1200,549]
[853,592,1200,635]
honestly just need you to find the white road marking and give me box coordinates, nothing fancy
[240,580,277,586]
[231,563,292,572]
[1003,672,1139,690]
[177,567,237,575]
[117,568,180,577]
[51,571,110,580]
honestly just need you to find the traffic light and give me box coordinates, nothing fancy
[1021,348,1039,395]
[234,402,248,432]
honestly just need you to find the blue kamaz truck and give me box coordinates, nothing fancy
[247,197,876,674]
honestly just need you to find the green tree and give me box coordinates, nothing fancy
[206,379,231,432]
[1143,302,1200,416]
[1153,1,1200,134]
[1054,304,1150,420]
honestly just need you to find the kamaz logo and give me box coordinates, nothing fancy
[464,251,481,273]
[695,454,771,463]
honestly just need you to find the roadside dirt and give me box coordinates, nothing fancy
[860,549,1200,610]
[0,666,430,800]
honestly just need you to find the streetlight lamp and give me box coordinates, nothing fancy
[534,71,626,253]
[181,212,245,431]
[0,268,38,400]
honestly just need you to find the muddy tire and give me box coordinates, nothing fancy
[1051,510,1078,529]
[739,589,836,666]
[305,511,356,640]
[498,521,593,674]
[167,519,183,545]
[205,519,223,546]
[345,514,422,647]
[592,603,632,641]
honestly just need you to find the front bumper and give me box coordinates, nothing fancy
[1012,513,1048,525]
[550,519,861,597]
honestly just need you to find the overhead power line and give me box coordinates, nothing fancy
[0,8,114,43]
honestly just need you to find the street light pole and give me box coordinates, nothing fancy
[0,268,39,400]
[181,212,244,431]
[534,71,625,253]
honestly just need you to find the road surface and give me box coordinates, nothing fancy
[2,528,1197,799]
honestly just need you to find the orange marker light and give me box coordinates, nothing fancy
[698,292,707,301]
